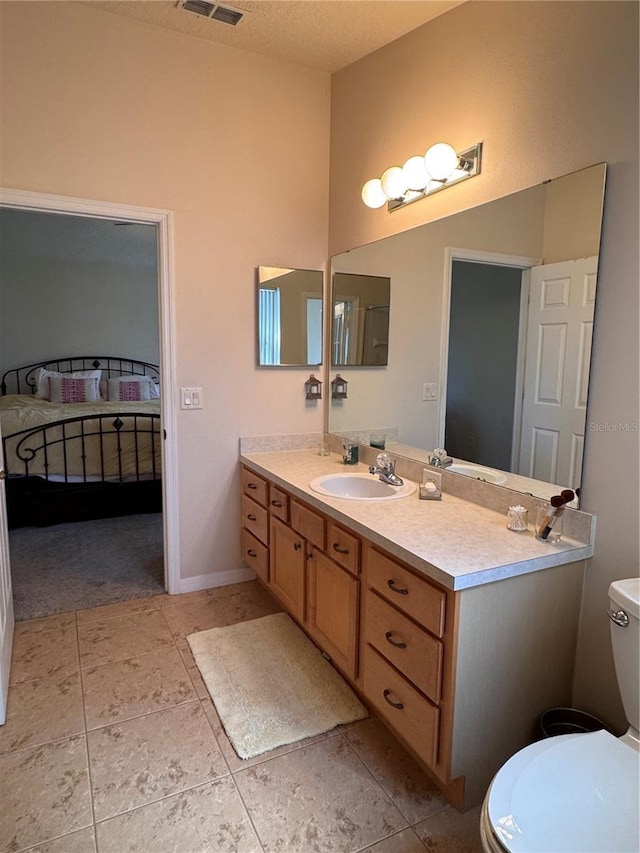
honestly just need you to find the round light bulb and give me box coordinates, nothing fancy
[361,178,387,209]
[380,166,408,200]
[424,143,460,180]
[402,155,429,191]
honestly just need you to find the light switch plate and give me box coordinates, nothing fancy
[180,387,203,409]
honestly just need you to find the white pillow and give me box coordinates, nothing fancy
[37,368,102,400]
[47,375,101,404]
[106,375,155,402]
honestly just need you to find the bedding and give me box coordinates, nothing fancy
[0,394,161,481]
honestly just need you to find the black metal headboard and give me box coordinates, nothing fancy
[1,357,160,396]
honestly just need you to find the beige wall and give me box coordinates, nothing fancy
[0,2,330,583]
[330,1,639,729]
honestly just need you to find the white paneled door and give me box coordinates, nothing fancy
[0,418,14,724]
[518,257,598,487]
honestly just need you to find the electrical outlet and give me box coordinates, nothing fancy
[422,469,442,491]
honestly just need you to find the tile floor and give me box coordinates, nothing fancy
[1,581,483,853]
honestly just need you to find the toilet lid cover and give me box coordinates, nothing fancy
[487,730,640,852]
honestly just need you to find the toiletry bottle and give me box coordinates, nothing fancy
[342,441,359,465]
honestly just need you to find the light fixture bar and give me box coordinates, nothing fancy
[387,142,482,211]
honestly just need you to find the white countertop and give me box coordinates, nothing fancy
[240,449,593,591]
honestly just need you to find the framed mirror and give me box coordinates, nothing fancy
[256,266,323,367]
[331,272,391,366]
[329,163,606,499]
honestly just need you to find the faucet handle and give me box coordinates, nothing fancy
[376,452,392,469]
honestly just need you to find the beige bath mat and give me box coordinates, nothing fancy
[187,612,368,759]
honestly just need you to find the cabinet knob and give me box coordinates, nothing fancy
[271,500,283,508]
[294,541,302,551]
[247,482,257,490]
[247,549,257,558]
[387,579,409,595]
[383,689,404,710]
[332,543,349,555]
[247,513,257,522]
[384,631,407,649]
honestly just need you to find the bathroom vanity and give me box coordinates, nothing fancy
[239,448,594,808]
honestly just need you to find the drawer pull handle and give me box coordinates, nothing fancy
[271,500,283,508]
[332,543,349,555]
[247,549,257,558]
[385,631,407,649]
[383,689,404,710]
[294,541,302,551]
[247,513,257,522]
[247,483,257,490]
[387,579,409,595]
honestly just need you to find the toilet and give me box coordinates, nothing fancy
[480,577,640,852]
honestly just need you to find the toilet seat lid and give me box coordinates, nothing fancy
[487,729,640,852]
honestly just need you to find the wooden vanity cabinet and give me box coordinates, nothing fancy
[360,544,457,792]
[240,463,588,810]
[241,467,361,681]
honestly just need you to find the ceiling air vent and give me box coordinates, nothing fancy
[177,1,247,26]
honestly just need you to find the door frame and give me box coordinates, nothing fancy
[439,248,541,459]
[0,187,181,593]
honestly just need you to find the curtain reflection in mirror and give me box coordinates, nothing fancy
[259,286,281,365]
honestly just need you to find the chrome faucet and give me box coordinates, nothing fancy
[428,447,453,467]
[369,452,404,486]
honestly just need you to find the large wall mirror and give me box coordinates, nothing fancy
[329,163,606,500]
[256,266,323,366]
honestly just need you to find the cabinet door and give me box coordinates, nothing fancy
[270,517,306,623]
[307,547,359,680]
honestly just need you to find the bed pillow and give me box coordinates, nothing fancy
[36,368,102,400]
[47,375,101,404]
[106,375,155,402]
[100,375,160,400]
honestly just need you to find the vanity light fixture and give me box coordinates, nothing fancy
[362,141,482,212]
[331,374,349,399]
[304,373,322,400]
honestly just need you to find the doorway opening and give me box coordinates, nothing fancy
[0,189,180,620]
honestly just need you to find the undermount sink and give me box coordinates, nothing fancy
[309,472,416,501]
[447,463,507,486]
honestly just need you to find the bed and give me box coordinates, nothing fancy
[1,356,162,528]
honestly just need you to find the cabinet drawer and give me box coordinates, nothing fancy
[241,528,269,583]
[269,485,290,523]
[365,590,443,704]
[327,522,360,576]
[366,547,445,639]
[241,495,269,546]
[362,644,439,769]
[242,468,268,508]
[290,499,326,550]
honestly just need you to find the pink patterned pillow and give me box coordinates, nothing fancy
[107,377,153,401]
[48,375,101,404]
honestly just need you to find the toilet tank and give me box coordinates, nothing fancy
[609,577,640,733]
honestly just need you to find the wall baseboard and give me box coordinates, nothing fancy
[175,567,256,595]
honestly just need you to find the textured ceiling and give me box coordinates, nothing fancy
[80,0,465,73]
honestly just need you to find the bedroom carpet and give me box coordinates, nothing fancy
[187,612,368,759]
[9,513,164,621]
